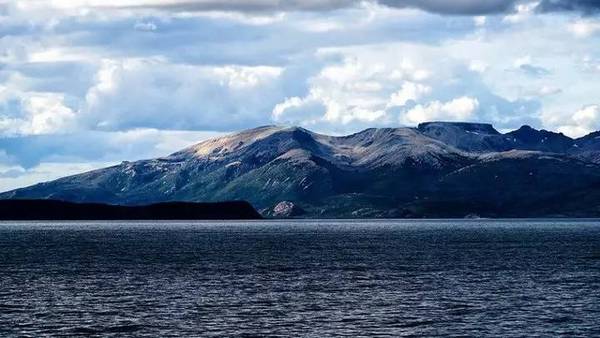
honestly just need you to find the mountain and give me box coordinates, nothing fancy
[417,122,578,153]
[417,122,510,152]
[4,122,600,218]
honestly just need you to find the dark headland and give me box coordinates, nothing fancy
[0,200,262,220]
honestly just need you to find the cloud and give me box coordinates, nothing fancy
[401,96,479,125]
[12,0,600,19]
[582,55,600,72]
[0,92,78,136]
[270,53,433,130]
[268,39,548,133]
[469,60,488,73]
[135,0,528,16]
[503,2,538,23]
[0,161,112,193]
[573,104,600,126]
[512,56,551,77]
[556,105,600,137]
[518,64,551,77]
[0,128,223,169]
[569,19,600,37]
[272,96,327,126]
[16,0,525,15]
[379,0,520,15]
[46,0,360,12]
[82,58,285,131]
[536,85,562,97]
[387,82,432,107]
[134,20,158,31]
[537,0,600,15]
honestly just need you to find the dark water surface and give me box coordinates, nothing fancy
[1,220,599,337]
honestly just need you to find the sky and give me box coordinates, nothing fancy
[1,0,600,191]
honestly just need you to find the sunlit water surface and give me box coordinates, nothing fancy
[1,220,599,337]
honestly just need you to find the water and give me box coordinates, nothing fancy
[1,220,599,337]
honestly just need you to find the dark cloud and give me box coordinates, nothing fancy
[378,0,519,15]
[518,64,551,77]
[96,0,600,16]
[0,169,26,179]
[0,130,220,169]
[0,133,120,168]
[110,0,522,15]
[537,0,600,14]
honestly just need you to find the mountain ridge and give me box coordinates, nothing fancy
[4,122,600,218]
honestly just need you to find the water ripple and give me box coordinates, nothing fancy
[0,220,599,337]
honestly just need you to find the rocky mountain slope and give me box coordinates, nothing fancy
[4,122,600,218]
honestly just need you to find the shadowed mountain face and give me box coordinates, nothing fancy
[4,122,600,218]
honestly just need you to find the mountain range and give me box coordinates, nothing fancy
[3,121,600,218]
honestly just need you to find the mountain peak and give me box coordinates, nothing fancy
[577,130,600,142]
[418,121,500,135]
[508,125,571,140]
[416,121,504,152]
[180,125,287,158]
[504,124,573,153]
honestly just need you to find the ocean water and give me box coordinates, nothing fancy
[0,220,599,337]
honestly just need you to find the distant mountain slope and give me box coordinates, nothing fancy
[4,122,600,218]
[417,122,579,153]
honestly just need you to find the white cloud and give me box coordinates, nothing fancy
[474,16,487,27]
[0,162,111,193]
[213,65,282,89]
[469,60,488,73]
[445,13,600,133]
[582,55,600,73]
[134,20,158,31]
[27,48,97,63]
[503,2,538,24]
[513,55,532,68]
[24,94,78,135]
[569,19,600,38]
[536,85,562,97]
[273,96,306,120]
[573,105,600,127]
[402,97,479,125]
[272,95,326,126]
[555,105,600,138]
[511,56,550,77]
[83,58,284,131]
[272,37,548,131]
[387,82,431,107]
[0,93,78,136]
[270,53,437,129]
